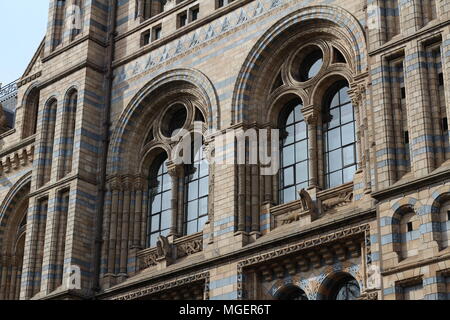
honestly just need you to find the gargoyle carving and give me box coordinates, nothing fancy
[279,189,315,225]
[322,191,353,210]
[156,235,172,260]
[299,189,314,211]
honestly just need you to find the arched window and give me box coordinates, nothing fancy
[279,99,309,203]
[147,153,172,247]
[22,87,40,138]
[323,82,357,189]
[329,274,361,300]
[40,99,58,186]
[59,90,77,178]
[184,141,209,235]
[399,209,420,259]
[277,285,308,300]
[439,201,450,249]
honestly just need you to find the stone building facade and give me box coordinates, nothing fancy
[0,0,450,300]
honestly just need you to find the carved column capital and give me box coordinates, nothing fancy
[301,105,320,125]
[167,162,184,178]
[348,82,367,108]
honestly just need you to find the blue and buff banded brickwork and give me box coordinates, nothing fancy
[0,0,449,300]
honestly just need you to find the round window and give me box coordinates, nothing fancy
[299,49,323,81]
[161,103,188,138]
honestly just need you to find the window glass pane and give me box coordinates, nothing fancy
[295,121,307,141]
[199,161,209,177]
[342,123,355,146]
[199,197,208,216]
[151,215,160,232]
[294,105,303,122]
[328,128,341,150]
[283,186,296,203]
[343,165,357,183]
[161,191,171,211]
[296,161,308,183]
[340,103,354,124]
[340,87,350,103]
[308,58,323,79]
[186,221,197,235]
[328,108,340,129]
[286,110,295,126]
[162,174,171,191]
[282,145,295,167]
[149,234,158,247]
[151,195,161,214]
[187,181,198,201]
[330,92,340,108]
[283,166,295,187]
[198,216,208,231]
[329,171,343,188]
[283,125,295,146]
[343,145,355,167]
[199,177,209,197]
[155,175,163,193]
[295,141,308,162]
[187,201,198,221]
[329,149,342,172]
[160,210,171,230]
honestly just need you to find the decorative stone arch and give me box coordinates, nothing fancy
[139,142,172,178]
[108,68,220,176]
[20,83,41,139]
[266,87,309,127]
[270,276,310,300]
[0,172,31,300]
[389,197,427,261]
[315,262,363,300]
[232,4,367,124]
[423,185,450,250]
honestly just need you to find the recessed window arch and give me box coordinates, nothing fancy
[279,98,309,204]
[439,200,450,250]
[22,87,40,138]
[59,89,78,179]
[328,274,361,300]
[276,285,308,300]
[147,152,172,247]
[184,134,209,235]
[39,98,58,186]
[323,81,357,189]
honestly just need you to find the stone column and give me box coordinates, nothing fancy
[301,105,320,189]
[167,163,184,238]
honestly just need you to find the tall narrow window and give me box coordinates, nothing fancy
[147,153,172,247]
[50,189,69,291]
[279,99,309,203]
[184,141,209,235]
[59,90,77,178]
[426,43,449,165]
[323,83,357,189]
[385,0,400,41]
[389,56,411,178]
[40,100,58,186]
[53,0,67,49]
[32,197,49,296]
[22,88,40,138]
[143,0,163,20]
[421,0,437,26]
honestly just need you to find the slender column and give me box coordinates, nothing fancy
[167,163,183,237]
[119,177,131,275]
[302,105,320,189]
[133,176,144,248]
[107,178,120,275]
[100,183,112,280]
[237,164,246,233]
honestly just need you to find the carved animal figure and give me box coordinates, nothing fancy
[322,192,353,210]
[156,235,172,259]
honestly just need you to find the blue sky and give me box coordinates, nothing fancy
[0,1,49,85]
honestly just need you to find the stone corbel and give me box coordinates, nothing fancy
[348,82,367,109]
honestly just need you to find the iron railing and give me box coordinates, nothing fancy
[0,80,18,101]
